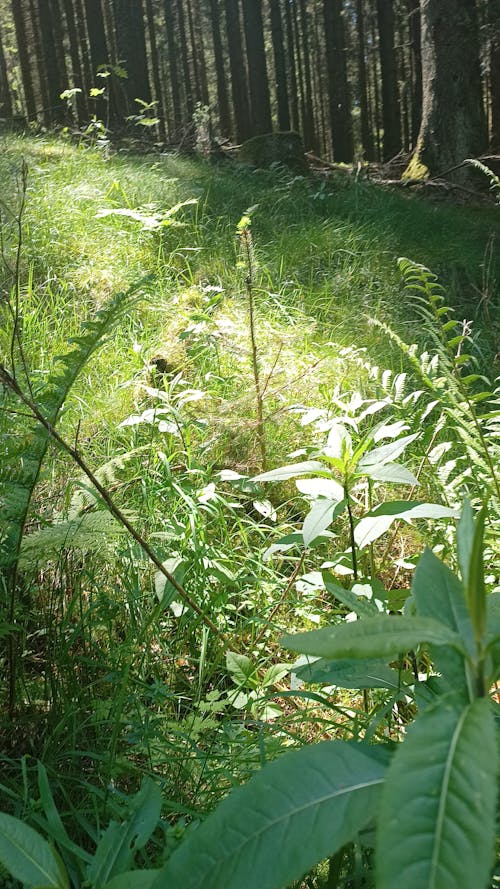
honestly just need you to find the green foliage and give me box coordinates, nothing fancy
[150,506,498,889]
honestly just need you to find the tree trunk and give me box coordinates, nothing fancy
[299,0,317,150]
[164,0,183,134]
[269,0,290,131]
[84,0,110,120]
[489,0,500,148]
[416,0,487,178]
[0,24,12,117]
[11,0,37,119]
[242,0,272,134]
[28,0,51,124]
[407,0,422,147]
[176,0,194,117]
[210,0,231,136]
[144,0,166,139]
[113,0,152,115]
[284,0,299,132]
[376,0,401,160]
[356,0,374,159]
[323,0,353,161]
[224,0,251,141]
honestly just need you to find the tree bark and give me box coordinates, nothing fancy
[323,0,353,161]
[488,0,500,148]
[113,0,152,115]
[224,0,251,141]
[164,0,183,134]
[284,0,299,132]
[210,0,231,136]
[270,0,290,131]
[242,0,272,134]
[376,0,401,160]
[416,0,487,178]
[0,23,12,117]
[356,0,374,159]
[407,0,422,147]
[11,0,37,119]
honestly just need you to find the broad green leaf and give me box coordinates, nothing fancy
[86,779,161,886]
[357,433,418,469]
[412,548,474,690]
[102,871,160,889]
[457,499,474,589]
[151,741,387,889]
[0,812,69,889]
[359,462,419,485]
[282,616,463,660]
[467,504,486,641]
[302,498,346,547]
[354,502,457,549]
[252,461,327,482]
[294,656,405,689]
[226,651,258,687]
[376,696,497,889]
[295,477,344,500]
[322,571,379,617]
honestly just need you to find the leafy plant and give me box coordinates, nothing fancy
[143,502,498,889]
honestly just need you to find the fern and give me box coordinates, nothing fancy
[0,276,151,579]
[18,511,128,569]
[370,259,500,516]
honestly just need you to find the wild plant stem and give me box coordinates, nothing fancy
[344,480,358,581]
[241,227,267,471]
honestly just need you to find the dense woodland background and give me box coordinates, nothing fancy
[0,0,499,171]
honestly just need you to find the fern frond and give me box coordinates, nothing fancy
[18,511,128,569]
[0,275,151,575]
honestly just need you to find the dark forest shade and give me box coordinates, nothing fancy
[0,0,494,166]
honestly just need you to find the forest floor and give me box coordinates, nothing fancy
[0,133,499,886]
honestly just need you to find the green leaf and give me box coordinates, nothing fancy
[457,499,474,589]
[252,460,327,482]
[302,498,346,546]
[102,871,160,889]
[467,504,487,641]
[322,571,379,617]
[151,741,387,889]
[226,651,258,687]
[359,462,419,485]
[295,477,344,500]
[354,502,457,549]
[412,548,475,686]
[357,434,418,469]
[86,779,161,887]
[282,616,463,660]
[294,656,405,689]
[0,812,69,889]
[376,696,497,889]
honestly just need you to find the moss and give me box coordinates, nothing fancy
[402,155,429,181]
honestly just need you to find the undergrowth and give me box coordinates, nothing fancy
[0,134,499,888]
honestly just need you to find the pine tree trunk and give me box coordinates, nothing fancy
[283,0,299,132]
[416,0,487,178]
[489,0,500,148]
[84,0,110,121]
[28,0,51,124]
[0,24,12,117]
[376,0,401,160]
[144,0,166,139]
[61,0,88,123]
[323,0,353,161]
[177,0,194,117]
[407,0,422,147]
[269,0,290,131]
[164,0,183,135]
[113,0,152,115]
[242,0,272,134]
[224,0,251,141]
[356,0,374,159]
[11,0,37,119]
[299,0,317,150]
[209,0,231,136]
